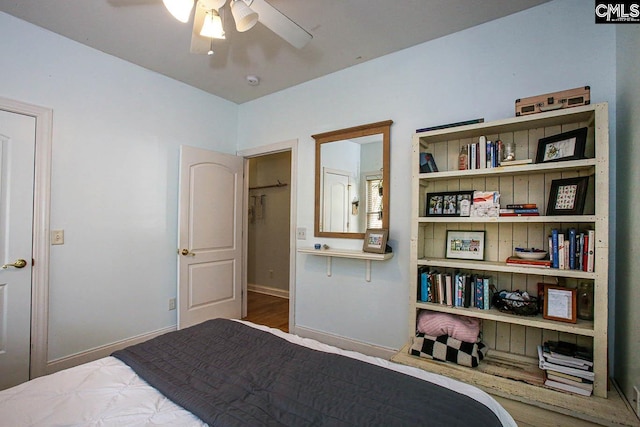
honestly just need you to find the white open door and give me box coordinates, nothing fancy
[0,110,36,389]
[322,167,350,232]
[177,146,243,329]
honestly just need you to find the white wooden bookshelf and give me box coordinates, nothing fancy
[392,103,610,403]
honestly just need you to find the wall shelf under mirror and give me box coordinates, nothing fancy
[298,247,393,282]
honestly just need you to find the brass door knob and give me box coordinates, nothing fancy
[180,249,195,256]
[2,259,28,269]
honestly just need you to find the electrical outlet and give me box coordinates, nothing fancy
[169,298,176,311]
[296,227,306,240]
[51,230,64,245]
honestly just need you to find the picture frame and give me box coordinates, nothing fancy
[445,230,485,261]
[362,228,389,254]
[543,285,577,323]
[426,191,473,217]
[535,127,588,164]
[546,176,590,216]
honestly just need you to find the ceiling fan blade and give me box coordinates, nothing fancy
[249,0,312,49]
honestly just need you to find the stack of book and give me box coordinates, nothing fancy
[499,203,539,217]
[537,341,594,396]
[417,267,493,310]
[505,256,551,268]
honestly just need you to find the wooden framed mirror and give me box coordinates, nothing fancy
[312,120,392,239]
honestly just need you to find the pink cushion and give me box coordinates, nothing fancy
[416,311,480,343]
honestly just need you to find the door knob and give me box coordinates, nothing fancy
[2,259,28,269]
[180,249,195,257]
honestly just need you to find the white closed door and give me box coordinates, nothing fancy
[322,168,350,232]
[177,146,243,329]
[0,110,36,390]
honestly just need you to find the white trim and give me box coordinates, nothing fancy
[291,325,396,360]
[247,284,290,299]
[0,96,52,380]
[46,326,175,374]
[237,140,298,330]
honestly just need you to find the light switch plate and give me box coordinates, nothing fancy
[51,230,64,245]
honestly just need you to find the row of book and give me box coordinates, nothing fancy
[537,340,594,396]
[462,137,503,170]
[417,267,493,310]
[550,228,595,271]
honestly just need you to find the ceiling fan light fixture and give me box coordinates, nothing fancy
[200,10,225,39]
[163,0,194,23]
[231,0,258,32]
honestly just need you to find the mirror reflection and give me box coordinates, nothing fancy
[313,120,392,239]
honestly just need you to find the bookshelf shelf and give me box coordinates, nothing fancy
[400,103,609,402]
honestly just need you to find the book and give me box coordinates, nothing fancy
[587,229,595,272]
[445,274,453,306]
[545,370,594,384]
[545,340,593,362]
[544,378,592,396]
[506,256,551,268]
[568,228,577,270]
[551,229,559,269]
[479,136,487,170]
[499,158,533,166]
[483,278,491,310]
[558,233,565,270]
[582,233,589,271]
[546,374,594,391]
[506,204,537,209]
[419,152,439,173]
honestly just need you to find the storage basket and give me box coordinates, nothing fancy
[492,290,538,316]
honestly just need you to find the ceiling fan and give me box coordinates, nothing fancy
[163,0,312,54]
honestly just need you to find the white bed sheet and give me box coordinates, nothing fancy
[0,320,516,426]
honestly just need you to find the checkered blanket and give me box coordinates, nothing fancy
[410,333,489,368]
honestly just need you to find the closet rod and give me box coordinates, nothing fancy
[249,180,288,190]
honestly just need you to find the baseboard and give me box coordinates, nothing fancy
[248,283,289,299]
[45,325,176,375]
[291,325,396,360]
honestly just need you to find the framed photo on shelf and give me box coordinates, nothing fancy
[362,228,388,254]
[543,285,577,323]
[445,230,485,261]
[426,191,473,217]
[535,127,588,164]
[546,176,590,216]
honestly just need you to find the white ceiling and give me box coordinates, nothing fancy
[0,0,552,104]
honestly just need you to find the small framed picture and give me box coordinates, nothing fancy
[445,230,485,261]
[543,285,577,323]
[456,191,473,217]
[535,127,588,164]
[546,176,590,216]
[363,228,389,254]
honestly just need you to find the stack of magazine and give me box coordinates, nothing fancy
[537,341,594,396]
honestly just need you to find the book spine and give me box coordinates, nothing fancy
[582,233,589,271]
[569,228,576,270]
[506,204,537,209]
[470,143,477,170]
[426,153,438,173]
[486,141,493,168]
[483,278,490,310]
[587,229,595,272]
[420,270,428,302]
[445,274,453,306]
[475,277,483,309]
[479,136,486,169]
[551,229,559,269]
[578,233,584,270]
[558,233,565,270]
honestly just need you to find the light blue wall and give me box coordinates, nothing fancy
[615,23,640,407]
[0,12,238,360]
[238,0,617,350]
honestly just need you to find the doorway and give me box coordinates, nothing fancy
[244,151,291,332]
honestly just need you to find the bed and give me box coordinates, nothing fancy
[0,319,516,426]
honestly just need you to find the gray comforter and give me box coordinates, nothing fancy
[112,319,501,426]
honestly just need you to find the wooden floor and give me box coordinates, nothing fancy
[242,291,289,333]
[242,292,639,426]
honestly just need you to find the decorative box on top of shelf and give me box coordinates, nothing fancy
[398,103,609,404]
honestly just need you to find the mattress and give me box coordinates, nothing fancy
[0,320,516,426]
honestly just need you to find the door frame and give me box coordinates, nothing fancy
[237,139,297,329]
[0,96,52,379]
